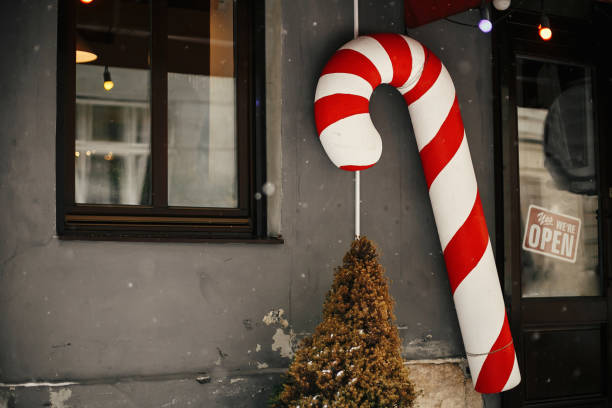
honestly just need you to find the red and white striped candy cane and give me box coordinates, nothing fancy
[314,33,520,394]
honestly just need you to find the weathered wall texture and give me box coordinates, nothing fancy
[0,0,500,406]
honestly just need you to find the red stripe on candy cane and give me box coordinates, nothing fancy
[314,94,370,135]
[419,96,464,188]
[443,193,489,293]
[403,49,442,105]
[369,33,413,87]
[475,315,515,393]
[341,164,376,171]
[321,49,381,88]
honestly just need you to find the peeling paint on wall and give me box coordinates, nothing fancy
[262,309,289,328]
[49,388,72,408]
[271,328,295,359]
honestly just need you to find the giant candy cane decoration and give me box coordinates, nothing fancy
[314,33,521,394]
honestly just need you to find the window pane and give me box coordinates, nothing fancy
[167,0,237,208]
[75,0,152,205]
[516,58,600,297]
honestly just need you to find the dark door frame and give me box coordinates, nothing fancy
[492,5,612,407]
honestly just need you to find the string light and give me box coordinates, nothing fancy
[478,1,493,33]
[538,14,552,40]
[103,66,114,91]
[492,0,511,11]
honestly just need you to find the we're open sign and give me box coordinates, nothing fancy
[522,205,581,263]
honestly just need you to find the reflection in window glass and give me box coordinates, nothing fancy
[168,74,237,207]
[75,0,152,205]
[517,58,600,297]
[167,0,237,208]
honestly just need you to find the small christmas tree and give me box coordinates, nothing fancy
[273,237,415,407]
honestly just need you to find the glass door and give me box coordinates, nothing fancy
[495,8,612,408]
[514,57,606,405]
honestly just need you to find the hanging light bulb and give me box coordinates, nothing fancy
[76,34,97,63]
[478,1,493,33]
[80,0,94,3]
[103,66,114,91]
[492,0,511,11]
[538,14,552,41]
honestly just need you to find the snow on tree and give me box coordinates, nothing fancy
[272,237,415,407]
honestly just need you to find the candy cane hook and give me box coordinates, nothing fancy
[313,33,520,393]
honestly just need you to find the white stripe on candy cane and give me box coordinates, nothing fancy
[314,73,373,102]
[407,65,456,151]
[428,136,478,251]
[319,114,382,168]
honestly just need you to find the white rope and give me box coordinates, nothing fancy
[355,171,360,237]
[353,0,359,39]
[354,0,360,238]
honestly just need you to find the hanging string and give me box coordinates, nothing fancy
[353,0,359,38]
[355,172,360,238]
[353,0,360,238]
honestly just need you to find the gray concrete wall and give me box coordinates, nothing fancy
[0,0,498,406]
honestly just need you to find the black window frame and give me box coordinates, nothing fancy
[56,0,277,243]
